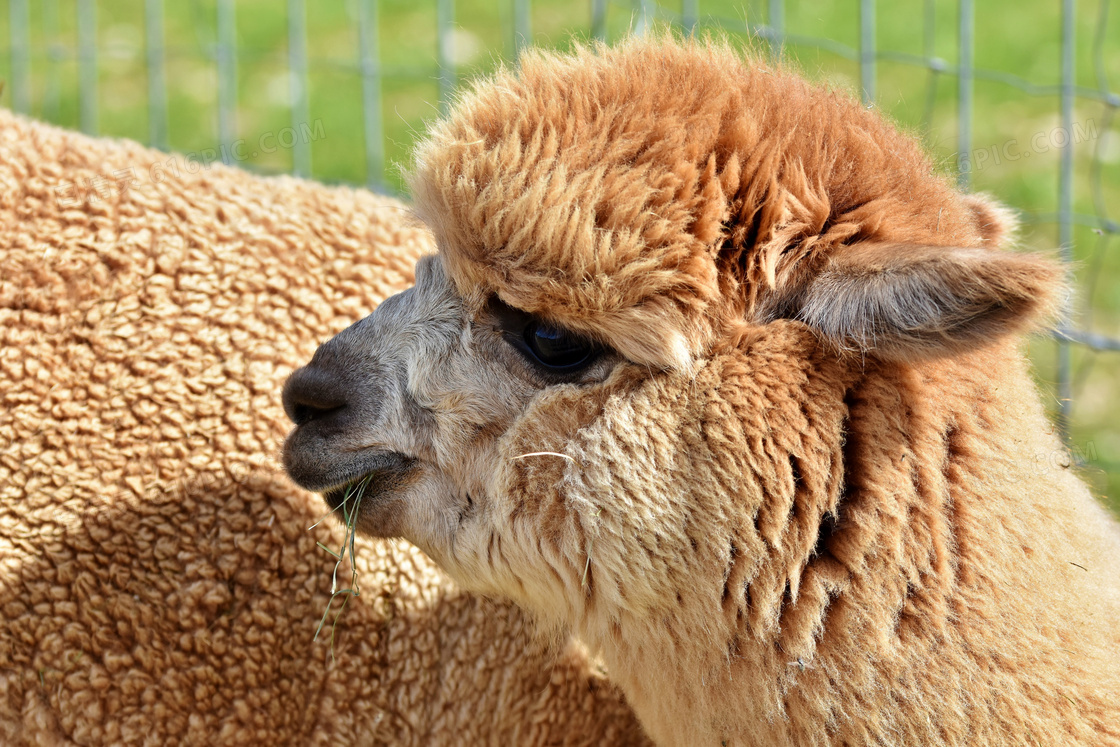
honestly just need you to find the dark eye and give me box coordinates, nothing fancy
[523,321,595,370]
[486,297,601,375]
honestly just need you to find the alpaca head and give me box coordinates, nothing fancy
[281,38,1064,641]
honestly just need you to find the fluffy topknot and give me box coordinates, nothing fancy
[408,36,995,370]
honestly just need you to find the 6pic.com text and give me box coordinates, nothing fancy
[957,119,1099,174]
[54,119,326,207]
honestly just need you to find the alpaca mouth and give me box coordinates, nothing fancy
[321,452,417,511]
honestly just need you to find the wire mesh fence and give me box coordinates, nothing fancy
[2,0,1118,507]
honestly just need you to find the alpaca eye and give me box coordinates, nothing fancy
[486,297,601,375]
[523,322,595,370]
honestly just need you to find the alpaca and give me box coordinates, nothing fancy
[281,38,1120,745]
[0,110,648,746]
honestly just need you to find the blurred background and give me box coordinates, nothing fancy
[1,0,1118,513]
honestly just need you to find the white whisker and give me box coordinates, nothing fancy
[512,451,575,462]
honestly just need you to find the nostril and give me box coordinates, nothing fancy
[290,401,345,427]
[282,366,350,426]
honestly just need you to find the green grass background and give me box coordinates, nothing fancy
[2,0,1118,513]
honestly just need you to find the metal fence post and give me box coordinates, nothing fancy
[920,0,941,135]
[145,0,168,150]
[859,0,875,105]
[9,0,31,113]
[957,0,973,189]
[513,0,531,56]
[682,0,698,35]
[77,0,98,134]
[437,0,456,115]
[217,0,237,162]
[288,0,311,176]
[592,0,607,41]
[634,0,653,36]
[42,0,62,121]
[768,0,783,60]
[1057,0,1076,439]
[359,0,385,191]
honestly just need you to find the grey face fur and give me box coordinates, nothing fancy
[281,255,618,561]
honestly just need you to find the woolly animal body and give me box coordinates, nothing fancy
[0,111,647,745]
[282,39,1120,745]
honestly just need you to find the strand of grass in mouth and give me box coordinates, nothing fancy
[313,474,374,659]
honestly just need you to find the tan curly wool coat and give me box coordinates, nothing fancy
[352,38,1118,745]
[0,110,648,745]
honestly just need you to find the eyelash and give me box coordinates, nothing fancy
[519,319,597,371]
[486,298,602,376]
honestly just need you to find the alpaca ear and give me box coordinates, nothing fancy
[773,243,1067,361]
[963,193,1019,248]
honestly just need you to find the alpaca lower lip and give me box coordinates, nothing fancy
[283,437,414,493]
[321,453,416,510]
[324,478,379,510]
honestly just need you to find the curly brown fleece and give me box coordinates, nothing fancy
[0,110,649,746]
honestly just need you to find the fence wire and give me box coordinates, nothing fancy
[2,0,1118,484]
